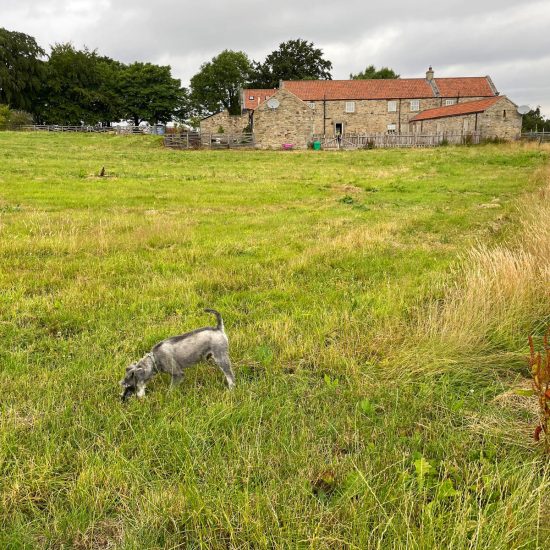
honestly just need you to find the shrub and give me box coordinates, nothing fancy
[0,105,33,129]
[363,139,375,150]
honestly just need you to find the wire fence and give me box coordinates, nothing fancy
[5,124,168,134]
[312,132,481,149]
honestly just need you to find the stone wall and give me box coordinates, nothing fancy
[307,96,488,135]
[410,97,521,140]
[200,111,249,135]
[411,113,479,134]
[253,89,314,149]
[479,97,522,139]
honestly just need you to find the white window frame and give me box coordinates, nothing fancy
[387,101,397,113]
[387,123,397,134]
[249,95,254,100]
[410,100,420,112]
[345,101,356,113]
[308,101,316,110]
[445,99,456,106]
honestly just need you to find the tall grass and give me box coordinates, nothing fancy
[403,165,550,374]
[1,135,549,548]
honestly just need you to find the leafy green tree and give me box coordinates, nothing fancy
[521,106,550,132]
[249,39,332,88]
[117,62,186,125]
[0,28,45,112]
[40,44,123,125]
[190,50,252,115]
[350,65,399,80]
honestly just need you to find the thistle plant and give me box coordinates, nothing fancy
[529,328,550,451]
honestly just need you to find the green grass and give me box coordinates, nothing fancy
[0,133,548,548]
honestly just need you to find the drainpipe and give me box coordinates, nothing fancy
[398,99,402,133]
[323,95,327,136]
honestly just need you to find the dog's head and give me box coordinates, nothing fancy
[120,355,155,401]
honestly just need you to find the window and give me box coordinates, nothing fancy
[249,95,254,100]
[345,101,356,113]
[410,100,420,112]
[387,123,397,134]
[308,102,316,110]
[444,99,456,106]
[503,110,507,119]
[387,101,397,112]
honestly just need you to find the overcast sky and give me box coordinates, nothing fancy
[2,0,549,114]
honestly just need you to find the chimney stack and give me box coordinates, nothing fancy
[426,66,434,81]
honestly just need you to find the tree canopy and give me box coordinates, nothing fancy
[350,65,399,80]
[117,62,186,125]
[0,28,45,111]
[190,50,252,116]
[521,106,550,132]
[39,44,123,125]
[249,39,332,88]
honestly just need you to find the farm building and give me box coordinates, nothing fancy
[199,68,522,148]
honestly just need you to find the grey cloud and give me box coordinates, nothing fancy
[1,0,549,112]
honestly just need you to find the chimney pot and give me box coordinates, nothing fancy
[426,66,434,81]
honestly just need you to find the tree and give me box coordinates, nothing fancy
[249,39,332,88]
[190,50,252,116]
[0,28,45,112]
[350,65,399,80]
[39,44,123,125]
[117,62,186,125]
[521,106,550,132]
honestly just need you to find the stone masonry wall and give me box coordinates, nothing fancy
[411,113,479,134]
[308,96,488,135]
[200,111,249,135]
[479,97,522,139]
[253,89,314,149]
[410,97,521,140]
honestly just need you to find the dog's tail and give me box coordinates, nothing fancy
[204,308,224,331]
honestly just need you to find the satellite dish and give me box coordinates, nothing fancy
[517,105,530,115]
[267,98,280,109]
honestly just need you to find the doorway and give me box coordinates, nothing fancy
[335,122,344,136]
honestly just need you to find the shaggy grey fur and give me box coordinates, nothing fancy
[120,309,234,401]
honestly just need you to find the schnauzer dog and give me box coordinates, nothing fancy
[120,309,235,401]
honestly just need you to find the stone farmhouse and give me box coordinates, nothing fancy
[199,68,522,148]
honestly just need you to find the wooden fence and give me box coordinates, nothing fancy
[164,132,255,149]
[521,131,550,142]
[16,125,165,134]
[312,132,481,149]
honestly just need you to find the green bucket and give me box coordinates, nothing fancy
[313,141,321,151]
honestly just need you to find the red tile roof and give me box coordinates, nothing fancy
[243,76,497,110]
[410,96,503,122]
[282,79,435,100]
[281,77,496,101]
[242,89,276,110]
[435,77,496,98]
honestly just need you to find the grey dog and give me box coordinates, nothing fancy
[120,309,235,401]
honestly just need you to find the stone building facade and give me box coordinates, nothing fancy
[252,89,314,149]
[410,96,521,139]
[278,72,498,136]
[200,111,249,135]
[199,68,521,148]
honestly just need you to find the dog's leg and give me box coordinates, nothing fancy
[170,372,183,387]
[136,381,147,399]
[213,352,235,389]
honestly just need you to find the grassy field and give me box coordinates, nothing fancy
[0,133,549,549]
